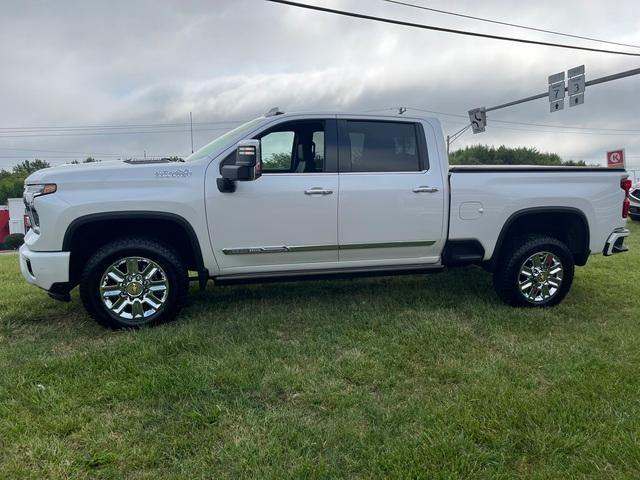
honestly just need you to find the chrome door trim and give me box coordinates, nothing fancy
[340,240,435,250]
[222,240,436,255]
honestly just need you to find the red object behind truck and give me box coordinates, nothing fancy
[0,208,9,243]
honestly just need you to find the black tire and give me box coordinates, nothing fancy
[493,235,574,307]
[630,214,640,222]
[79,237,189,329]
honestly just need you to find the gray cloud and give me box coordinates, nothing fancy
[0,0,639,173]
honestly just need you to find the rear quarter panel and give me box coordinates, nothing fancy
[449,170,628,259]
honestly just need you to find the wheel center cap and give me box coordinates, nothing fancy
[126,282,143,297]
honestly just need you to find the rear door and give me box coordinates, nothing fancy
[337,118,446,265]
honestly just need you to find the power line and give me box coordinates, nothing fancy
[0,120,247,133]
[486,118,640,132]
[480,124,640,136]
[0,126,233,139]
[366,107,640,133]
[0,147,123,156]
[439,118,640,136]
[265,0,640,57]
[383,0,640,50]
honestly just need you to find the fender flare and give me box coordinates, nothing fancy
[490,206,590,264]
[62,211,205,271]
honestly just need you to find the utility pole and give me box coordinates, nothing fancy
[446,124,472,155]
[190,112,194,154]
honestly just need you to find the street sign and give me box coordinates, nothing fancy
[547,65,585,113]
[550,99,564,112]
[568,65,585,77]
[568,65,585,109]
[548,72,565,84]
[568,76,585,96]
[468,107,486,134]
[548,81,565,102]
[607,149,625,168]
[569,93,584,107]
[548,72,566,113]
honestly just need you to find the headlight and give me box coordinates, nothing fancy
[24,183,57,203]
[23,183,56,233]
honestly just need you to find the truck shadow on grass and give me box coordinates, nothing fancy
[0,261,608,338]
[194,265,493,310]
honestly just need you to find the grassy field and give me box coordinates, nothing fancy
[1,222,639,479]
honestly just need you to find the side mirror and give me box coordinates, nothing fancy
[217,139,262,192]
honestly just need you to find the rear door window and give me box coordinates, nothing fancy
[340,121,423,172]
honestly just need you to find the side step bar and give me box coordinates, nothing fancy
[213,263,444,286]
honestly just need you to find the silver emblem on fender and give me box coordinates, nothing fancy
[154,169,193,178]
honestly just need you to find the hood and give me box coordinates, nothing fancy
[26,160,124,183]
[25,159,193,185]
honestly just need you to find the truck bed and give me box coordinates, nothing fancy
[448,166,629,260]
[449,165,626,173]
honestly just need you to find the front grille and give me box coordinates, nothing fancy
[630,206,640,215]
[24,204,39,230]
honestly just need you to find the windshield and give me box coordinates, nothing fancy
[184,117,265,162]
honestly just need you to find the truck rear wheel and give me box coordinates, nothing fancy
[79,237,189,328]
[493,235,574,307]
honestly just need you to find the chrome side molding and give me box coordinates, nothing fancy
[222,240,436,255]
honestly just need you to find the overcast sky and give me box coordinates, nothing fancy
[1,0,639,172]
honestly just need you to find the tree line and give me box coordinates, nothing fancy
[449,145,589,166]
[0,158,97,204]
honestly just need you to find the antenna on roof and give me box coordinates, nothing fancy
[398,107,407,115]
[265,107,284,117]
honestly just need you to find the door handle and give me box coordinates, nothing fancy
[413,186,439,193]
[304,187,333,195]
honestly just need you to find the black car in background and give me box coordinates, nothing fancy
[630,183,640,221]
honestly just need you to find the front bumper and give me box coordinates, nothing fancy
[603,228,630,256]
[19,245,71,298]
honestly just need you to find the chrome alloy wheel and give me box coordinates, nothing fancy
[517,251,564,304]
[99,257,169,321]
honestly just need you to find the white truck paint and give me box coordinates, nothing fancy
[18,111,632,328]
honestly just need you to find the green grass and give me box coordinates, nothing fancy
[1,223,639,479]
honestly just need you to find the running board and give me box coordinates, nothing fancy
[214,263,444,286]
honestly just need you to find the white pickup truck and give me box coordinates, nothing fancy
[20,109,632,328]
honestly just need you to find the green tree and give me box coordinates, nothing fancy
[449,145,589,166]
[263,152,291,170]
[11,159,51,176]
[1,159,51,204]
[0,175,26,204]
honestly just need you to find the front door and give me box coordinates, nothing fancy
[337,118,446,265]
[206,118,340,273]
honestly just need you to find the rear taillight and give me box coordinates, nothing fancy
[621,178,632,218]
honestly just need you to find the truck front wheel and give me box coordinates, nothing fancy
[79,237,189,328]
[493,235,575,307]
